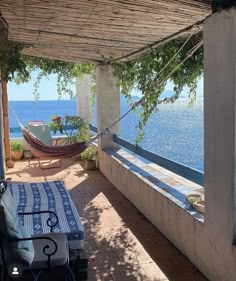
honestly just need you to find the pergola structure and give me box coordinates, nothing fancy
[1,0,211,63]
[2,1,236,281]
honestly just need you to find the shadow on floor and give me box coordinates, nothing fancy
[6,159,208,281]
[69,169,207,281]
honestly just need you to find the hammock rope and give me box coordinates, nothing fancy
[125,38,203,110]
[10,36,202,159]
[155,29,197,78]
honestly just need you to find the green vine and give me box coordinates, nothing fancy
[0,41,29,82]
[113,33,203,143]
[15,57,96,100]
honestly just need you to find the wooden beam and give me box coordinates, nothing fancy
[0,17,13,170]
[1,76,14,168]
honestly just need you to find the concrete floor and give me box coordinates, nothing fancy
[6,158,208,281]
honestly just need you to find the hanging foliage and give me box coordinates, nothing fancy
[0,41,29,82]
[13,56,96,100]
[113,33,203,143]
[0,39,96,100]
[0,31,203,143]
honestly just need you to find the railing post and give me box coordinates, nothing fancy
[96,65,120,150]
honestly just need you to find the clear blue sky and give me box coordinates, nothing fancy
[8,73,203,101]
[166,77,203,98]
[8,73,75,101]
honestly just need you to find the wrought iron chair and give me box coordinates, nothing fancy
[0,182,74,281]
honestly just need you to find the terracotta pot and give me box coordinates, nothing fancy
[11,150,24,161]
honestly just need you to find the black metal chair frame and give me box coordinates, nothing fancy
[0,210,75,281]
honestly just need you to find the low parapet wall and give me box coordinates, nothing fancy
[98,148,236,281]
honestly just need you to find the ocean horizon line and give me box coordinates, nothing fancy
[8,94,204,103]
[9,99,74,102]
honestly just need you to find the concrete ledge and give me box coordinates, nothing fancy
[98,148,205,249]
[99,148,204,219]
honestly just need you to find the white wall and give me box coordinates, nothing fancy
[98,148,236,281]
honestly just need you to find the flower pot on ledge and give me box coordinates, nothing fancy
[11,150,23,161]
[80,145,97,170]
[81,160,97,170]
[11,140,24,161]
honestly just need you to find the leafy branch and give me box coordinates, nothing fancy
[0,41,29,82]
[14,56,96,100]
[113,33,203,143]
[49,115,90,144]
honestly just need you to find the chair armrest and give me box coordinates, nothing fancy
[9,236,58,267]
[18,211,58,232]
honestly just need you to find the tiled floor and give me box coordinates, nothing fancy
[6,158,208,281]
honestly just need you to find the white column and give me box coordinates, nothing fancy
[204,8,236,243]
[76,74,93,125]
[96,65,120,149]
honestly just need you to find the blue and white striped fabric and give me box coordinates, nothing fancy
[8,181,84,250]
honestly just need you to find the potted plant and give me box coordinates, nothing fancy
[80,146,97,170]
[49,114,89,144]
[11,141,24,161]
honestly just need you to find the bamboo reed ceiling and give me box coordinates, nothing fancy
[1,0,211,63]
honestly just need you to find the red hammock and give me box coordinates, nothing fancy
[22,127,89,159]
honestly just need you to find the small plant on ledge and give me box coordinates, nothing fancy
[10,140,24,161]
[80,146,97,170]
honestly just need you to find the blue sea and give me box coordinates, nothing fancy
[9,97,203,172]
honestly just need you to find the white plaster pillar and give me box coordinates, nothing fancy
[204,8,236,243]
[96,64,120,149]
[76,74,93,125]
